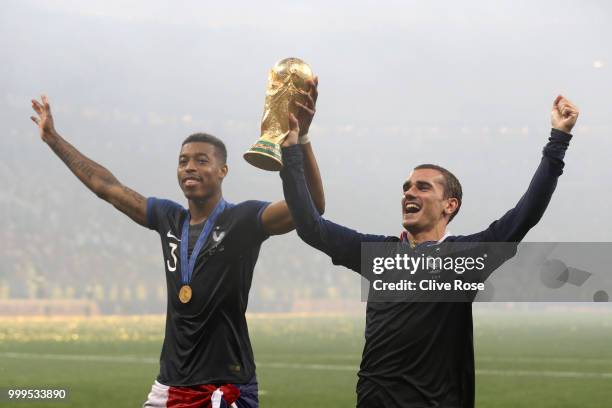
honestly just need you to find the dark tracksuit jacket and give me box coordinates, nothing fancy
[279,129,572,407]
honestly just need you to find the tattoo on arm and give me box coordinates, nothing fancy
[48,134,147,226]
[121,185,145,205]
[54,141,95,180]
[111,185,147,224]
[49,136,119,191]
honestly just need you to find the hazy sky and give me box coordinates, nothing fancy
[2,0,611,242]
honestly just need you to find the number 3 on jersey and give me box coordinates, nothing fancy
[166,230,181,272]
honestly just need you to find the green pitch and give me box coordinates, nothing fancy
[1,310,611,407]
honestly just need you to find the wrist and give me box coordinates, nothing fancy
[43,129,61,145]
[281,139,298,148]
[281,144,304,166]
[552,126,572,135]
[298,132,310,144]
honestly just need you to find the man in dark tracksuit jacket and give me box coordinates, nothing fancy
[278,95,579,407]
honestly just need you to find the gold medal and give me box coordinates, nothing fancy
[179,285,192,303]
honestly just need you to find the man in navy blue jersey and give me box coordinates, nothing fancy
[29,79,324,408]
[279,95,579,407]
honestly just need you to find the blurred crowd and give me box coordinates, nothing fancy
[1,136,361,314]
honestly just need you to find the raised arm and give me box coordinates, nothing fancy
[276,116,387,273]
[458,95,579,243]
[261,78,326,235]
[30,96,147,226]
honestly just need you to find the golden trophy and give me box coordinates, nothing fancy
[244,57,314,171]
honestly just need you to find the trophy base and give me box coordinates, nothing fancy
[243,140,283,171]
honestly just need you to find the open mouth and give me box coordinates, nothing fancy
[404,202,421,214]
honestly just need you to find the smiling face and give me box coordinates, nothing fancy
[177,142,228,202]
[401,168,459,234]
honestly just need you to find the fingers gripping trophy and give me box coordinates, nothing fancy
[244,57,315,171]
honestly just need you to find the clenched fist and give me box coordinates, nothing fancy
[551,95,579,134]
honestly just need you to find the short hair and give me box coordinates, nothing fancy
[182,133,227,163]
[414,164,462,222]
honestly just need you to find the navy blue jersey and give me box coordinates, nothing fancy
[146,198,270,386]
[280,129,571,407]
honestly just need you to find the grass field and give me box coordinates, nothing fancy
[1,310,611,407]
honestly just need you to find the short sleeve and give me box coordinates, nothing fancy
[232,200,272,245]
[146,197,184,232]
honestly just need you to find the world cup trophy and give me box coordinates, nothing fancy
[243,57,314,171]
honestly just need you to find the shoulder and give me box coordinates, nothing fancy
[222,200,270,227]
[223,200,271,218]
[218,200,271,238]
[146,197,186,231]
[443,232,490,243]
[229,200,271,210]
[147,197,184,211]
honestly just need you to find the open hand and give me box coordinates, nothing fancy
[30,95,58,143]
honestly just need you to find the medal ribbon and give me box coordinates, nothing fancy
[179,198,226,285]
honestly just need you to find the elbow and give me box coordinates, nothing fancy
[315,197,326,216]
[296,227,318,246]
[524,214,543,232]
[93,181,116,203]
[94,187,109,201]
[294,220,318,245]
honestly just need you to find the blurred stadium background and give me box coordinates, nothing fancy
[2,1,612,406]
[1,310,611,407]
